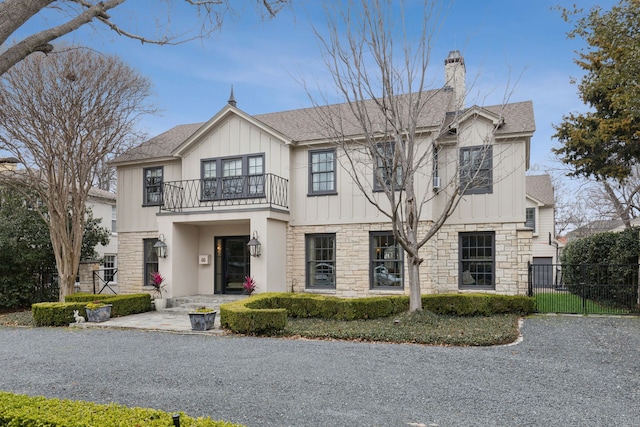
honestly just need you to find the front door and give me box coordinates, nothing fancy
[215,236,250,294]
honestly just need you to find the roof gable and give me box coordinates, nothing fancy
[526,174,554,206]
[172,104,292,157]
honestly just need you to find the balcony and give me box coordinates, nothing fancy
[159,174,288,213]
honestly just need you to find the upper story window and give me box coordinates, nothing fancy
[309,149,336,195]
[111,205,117,233]
[460,146,492,194]
[201,153,264,201]
[525,207,536,231]
[374,141,403,191]
[143,166,163,206]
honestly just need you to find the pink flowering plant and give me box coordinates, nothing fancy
[243,276,256,295]
[150,271,166,298]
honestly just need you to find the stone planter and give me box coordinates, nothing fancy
[85,304,112,323]
[188,311,216,331]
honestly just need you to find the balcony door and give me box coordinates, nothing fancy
[215,236,250,294]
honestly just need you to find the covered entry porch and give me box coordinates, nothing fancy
[155,210,288,298]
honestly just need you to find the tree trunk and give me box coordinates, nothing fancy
[407,254,423,312]
[58,272,75,302]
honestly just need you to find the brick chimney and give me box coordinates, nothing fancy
[444,50,466,112]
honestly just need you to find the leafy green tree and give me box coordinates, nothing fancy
[0,188,110,309]
[553,0,640,182]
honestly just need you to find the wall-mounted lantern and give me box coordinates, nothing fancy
[154,234,168,258]
[247,231,261,258]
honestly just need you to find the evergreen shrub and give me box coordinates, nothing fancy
[220,293,534,334]
[0,391,243,426]
[561,228,639,308]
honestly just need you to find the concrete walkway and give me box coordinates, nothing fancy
[72,295,244,334]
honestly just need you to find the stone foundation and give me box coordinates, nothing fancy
[288,221,531,297]
[116,231,158,296]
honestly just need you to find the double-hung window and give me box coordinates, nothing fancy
[222,158,243,197]
[460,146,492,194]
[143,166,163,206]
[306,234,336,289]
[247,155,265,196]
[309,149,336,195]
[525,207,536,231]
[374,142,403,191]
[201,153,265,200]
[459,232,495,289]
[143,239,159,286]
[370,232,403,289]
[103,254,117,283]
[111,205,117,233]
[202,160,218,200]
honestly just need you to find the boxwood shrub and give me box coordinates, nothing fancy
[32,293,152,326]
[220,292,534,334]
[0,391,243,426]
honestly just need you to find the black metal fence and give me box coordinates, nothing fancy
[160,174,288,213]
[528,262,640,315]
[92,268,118,295]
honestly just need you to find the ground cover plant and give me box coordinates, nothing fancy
[270,311,521,346]
[0,307,522,346]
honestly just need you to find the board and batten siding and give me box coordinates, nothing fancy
[178,116,290,182]
[116,160,181,233]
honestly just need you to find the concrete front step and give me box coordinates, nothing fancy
[167,294,246,311]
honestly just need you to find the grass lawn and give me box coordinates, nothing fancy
[1,309,522,346]
[535,292,631,315]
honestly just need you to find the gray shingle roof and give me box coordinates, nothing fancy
[113,91,535,164]
[526,174,554,206]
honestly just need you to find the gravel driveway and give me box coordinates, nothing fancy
[0,315,638,427]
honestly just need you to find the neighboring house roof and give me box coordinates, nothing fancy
[112,89,535,165]
[566,218,640,241]
[88,187,116,203]
[526,174,554,206]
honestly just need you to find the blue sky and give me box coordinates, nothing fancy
[18,0,617,173]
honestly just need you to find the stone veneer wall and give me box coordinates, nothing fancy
[77,261,100,294]
[116,231,158,295]
[429,223,532,296]
[287,221,532,297]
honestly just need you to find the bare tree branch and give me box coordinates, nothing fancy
[0,45,154,300]
[302,0,522,312]
[0,0,290,76]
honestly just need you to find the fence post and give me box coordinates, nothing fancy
[581,264,587,315]
[527,261,533,297]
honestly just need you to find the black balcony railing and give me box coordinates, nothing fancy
[160,174,288,212]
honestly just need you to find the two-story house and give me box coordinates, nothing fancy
[112,51,536,299]
[526,174,560,286]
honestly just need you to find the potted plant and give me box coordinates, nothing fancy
[85,301,112,323]
[243,276,256,296]
[188,306,217,331]
[150,272,167,310]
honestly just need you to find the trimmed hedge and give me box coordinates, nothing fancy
[561,228,640,309]
[32,293,152,326]
[220,292,534,334]
[423,293,534,316]
[0,391,243,427]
